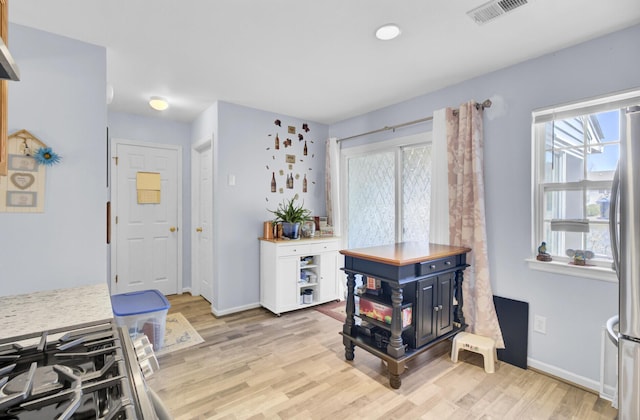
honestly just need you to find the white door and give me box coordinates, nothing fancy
[193,142,214,303]
[111,140,181,295]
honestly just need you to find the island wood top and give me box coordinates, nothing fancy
[340,242,471,267]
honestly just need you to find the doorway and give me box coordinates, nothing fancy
[192,139,214,303]
[110,139,182,295]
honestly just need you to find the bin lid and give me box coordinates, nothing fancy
[111,289,170,316]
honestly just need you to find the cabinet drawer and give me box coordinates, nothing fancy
[276,243,313,257]
[417,256,457,276]
[310,240,338,253]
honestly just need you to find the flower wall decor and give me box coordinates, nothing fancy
[34,147,61,166]
[0,129,52,213]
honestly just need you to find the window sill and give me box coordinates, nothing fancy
[526,258,617,283]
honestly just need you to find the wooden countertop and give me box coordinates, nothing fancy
[340,242,471,266]
[0,283,113,340]
[259,236,339,244]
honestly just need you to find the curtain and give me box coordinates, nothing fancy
[446,102,504,348]
[429,108,450,244]
[325,137,341,236]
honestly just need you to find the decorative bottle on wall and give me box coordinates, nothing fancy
[275,134,280,150]
[271,172,276,192]
[303,174,307,192]
[303,141,308,156]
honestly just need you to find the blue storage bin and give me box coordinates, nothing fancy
[111,289,170,350]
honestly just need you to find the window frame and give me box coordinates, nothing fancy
[530,89,640,282]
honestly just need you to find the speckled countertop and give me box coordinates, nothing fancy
[0,283,113,340]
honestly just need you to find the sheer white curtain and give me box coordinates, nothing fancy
[432,102,504,348]
[325,137,341,236]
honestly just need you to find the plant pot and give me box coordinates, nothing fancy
[281,222,301,239]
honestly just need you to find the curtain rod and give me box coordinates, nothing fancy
[337,99,492,142]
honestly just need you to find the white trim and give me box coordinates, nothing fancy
[212,302,262,317]
[528,357,602,393]
[533,88,640,123]
[110,138,183,295]
[526,258,617,283]
[341,132,430,157]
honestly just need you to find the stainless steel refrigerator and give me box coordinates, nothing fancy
[608,107,640,419]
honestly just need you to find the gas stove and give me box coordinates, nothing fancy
[0,320,161,419]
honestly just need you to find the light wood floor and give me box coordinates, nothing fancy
[147,294,618,420]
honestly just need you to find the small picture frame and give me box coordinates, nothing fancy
[9,155,38,172]
[6,191,38,207]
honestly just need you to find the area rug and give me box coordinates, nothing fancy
[315,300,346,323]
[155,312,204,357]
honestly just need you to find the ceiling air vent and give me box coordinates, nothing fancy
[467,0,529,25]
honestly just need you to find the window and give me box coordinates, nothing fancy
[342,133,432,249]
[532,90,640,275]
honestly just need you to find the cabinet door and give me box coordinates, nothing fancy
[317,251,338,302]
[416,277,437,347]
[277,256,300,310]
[436,273,454,336]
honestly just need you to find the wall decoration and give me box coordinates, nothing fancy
[264,117,318,203]
[34,147,61,166]
[0,130,50,213]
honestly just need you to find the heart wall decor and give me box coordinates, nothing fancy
[10,173,36,190]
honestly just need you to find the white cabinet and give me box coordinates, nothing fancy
[260,237,342,315]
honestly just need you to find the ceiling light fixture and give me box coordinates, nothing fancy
[375,24,401,41]
[149,96,169,111]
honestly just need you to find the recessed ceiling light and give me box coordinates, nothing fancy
[149,96,169,111]
[375,24,401,41]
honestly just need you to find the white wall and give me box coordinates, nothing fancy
[191,101,329,315]
[329,24,640,390]
[107,111,192,288]
[1,24,107,296]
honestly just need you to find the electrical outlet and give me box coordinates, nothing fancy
[534,315,547,334]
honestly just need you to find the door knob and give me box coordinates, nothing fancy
[170,227,177,232]
[196,227,203,232]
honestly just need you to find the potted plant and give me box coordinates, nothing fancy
[268,197,312,239]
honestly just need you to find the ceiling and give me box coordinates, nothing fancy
[8,0,640,124]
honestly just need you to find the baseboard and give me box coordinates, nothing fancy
[527,357,601,394]
[180,287,192,295]
[212,302,262,317]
